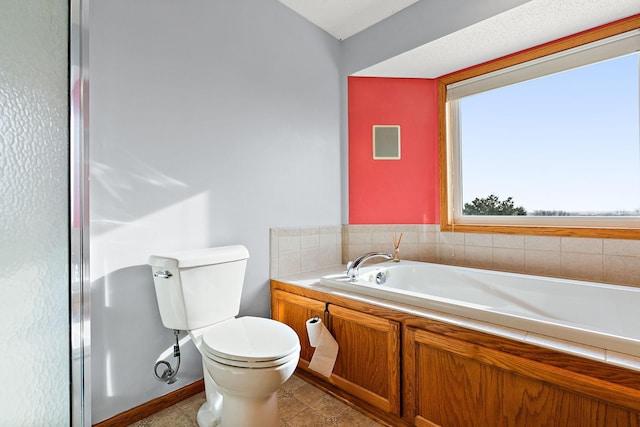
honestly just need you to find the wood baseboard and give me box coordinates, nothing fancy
[93,379,204,427]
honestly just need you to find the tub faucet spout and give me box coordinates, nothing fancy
[346,252,393,282]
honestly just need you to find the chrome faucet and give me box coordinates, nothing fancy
[346,252,393,282]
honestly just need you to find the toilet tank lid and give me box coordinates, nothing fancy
[148,245,249,269]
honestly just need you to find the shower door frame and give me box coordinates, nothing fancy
[70,0,91,424]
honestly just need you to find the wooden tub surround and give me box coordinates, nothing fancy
[270,278,640,427]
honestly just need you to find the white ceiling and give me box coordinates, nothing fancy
[278,0,420,40]
[278,0,639,78]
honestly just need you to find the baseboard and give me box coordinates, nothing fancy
[93,379,205,427]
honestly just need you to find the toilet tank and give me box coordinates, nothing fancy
[148,245,250,331]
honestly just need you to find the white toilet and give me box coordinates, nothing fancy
[148,245,300,427]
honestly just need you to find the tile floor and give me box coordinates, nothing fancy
[128,374,385,426]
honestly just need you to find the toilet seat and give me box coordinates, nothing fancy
[202,316,300,369]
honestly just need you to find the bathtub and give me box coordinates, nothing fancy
[320,260,640,359]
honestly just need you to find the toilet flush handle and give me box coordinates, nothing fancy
[153,270,173,279]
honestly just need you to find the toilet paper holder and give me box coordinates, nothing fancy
[323,303,330,328]
[309,303,331,329]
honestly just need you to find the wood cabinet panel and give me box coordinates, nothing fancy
[270,287,401,416]
[271,289,325,365]
[417,344,502,426]
[406,327,640,427]
[327,304,401,415]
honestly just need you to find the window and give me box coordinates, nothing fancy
[439,16,640,238]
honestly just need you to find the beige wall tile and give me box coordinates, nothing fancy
[525,235,561,252]
[397,243,420,261]
[603,239,640,257]
[347,225,374,233]
[420,224,439,233]
[300,226,319,235]
[367,224,395,232]
[561,252,603,282]
[300,248,319,272]
[439,231,465,245]
[419,243,437,262]
[345,244,373,262]
[300,233,319,249]
[561,237,603,254]
[465,233,492,247]
[347,230,372,245]
[464,245,492,268]
[493,234,524,249]
[525,250,562,277]
[278,251,300,276]
[272,224,640,288]
[277,228,301,237]
[438,244,465,265]
[319,225,341,234]
[372,230,395,245]
[319,232,338,246]
[270,254,278,278]
[318,245,342,268]
[603,255,640,287]
[396,224,420,232]
[397,230,419,244]
[279,235,300,252]
[341,225,349,244]
[493,247,524,272]
[419,230,438,244]
[270,229,279,254]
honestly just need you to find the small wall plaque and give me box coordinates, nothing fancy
[373,125,401,160]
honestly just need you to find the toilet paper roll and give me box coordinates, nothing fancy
[306,317,322,347]
[306,317,339,378]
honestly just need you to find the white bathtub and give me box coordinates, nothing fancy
[320,260,640,359]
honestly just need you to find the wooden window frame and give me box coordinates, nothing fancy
[439,14,640,239]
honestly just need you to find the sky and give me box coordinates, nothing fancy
[459,52,640,214]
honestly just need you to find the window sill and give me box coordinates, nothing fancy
[439,222,640,239]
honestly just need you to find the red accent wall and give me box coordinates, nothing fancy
[348,76,439,224]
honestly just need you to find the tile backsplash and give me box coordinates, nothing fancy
[270,226,343,277]
[270,224,640,287]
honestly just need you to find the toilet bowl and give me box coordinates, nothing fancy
[193,317,299,427]
[148,246,301,427]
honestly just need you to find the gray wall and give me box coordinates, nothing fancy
[0,0,69,425]
[89,0,538,422]
[90,0,342,422]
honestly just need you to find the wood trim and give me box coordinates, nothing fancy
[439,224,640,239]
[413,328,640,413]
[272,288,327,313]
[439,15,640,86]
[329,374,393,413]
[92,379,204,427]
[329,304,396,332]
[271,280,409,323]
[404,316,640,392]
[439,14,640,239]
[401,325,417,423]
